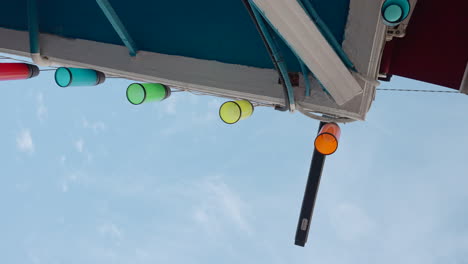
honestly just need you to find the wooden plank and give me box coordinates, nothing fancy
[251,0,364,105]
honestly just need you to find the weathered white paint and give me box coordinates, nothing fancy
[0,17,386,121]
[342,0,388,119]
[297,75,364,121]
[0,27,284,105]
[251,0,363,106]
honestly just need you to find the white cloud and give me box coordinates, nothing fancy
[207,98,223,110]
[193,207,210,224]
[192,178,252,234]
[16,129,34,154]
[86,152,93,163]
[82,118,106,134]
[192,112,216,124]
[36,92,47,121]
[98,223,124,241]
[61,182,69,193]
[163,99,177,115]
[75,139,84,153]
[60,171,87,193]
[329,202,376,242]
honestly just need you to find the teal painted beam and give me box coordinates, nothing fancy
[300,61,311,97]
[249,1,296,111]
[27,0,39,54]
[297,0,355,70]
[96,0,137,56]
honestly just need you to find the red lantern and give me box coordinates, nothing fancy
[0,63,39,81]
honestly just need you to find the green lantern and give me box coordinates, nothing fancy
[381,0,410,26]
[126,83,171,105]
[219,100,254,124]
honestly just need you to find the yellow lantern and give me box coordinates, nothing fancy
[219,100,254,124]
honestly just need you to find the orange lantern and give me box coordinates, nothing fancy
[314,123,341,155]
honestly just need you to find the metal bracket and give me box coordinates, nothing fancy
[385,0,418,41]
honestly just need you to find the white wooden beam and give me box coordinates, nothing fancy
[0,26,380,120]
[251,0,364,106]
[342,0,387,119]
[0,27,285,105]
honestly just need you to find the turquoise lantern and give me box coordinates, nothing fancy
[55,67,106,87]
[381,0,411,26]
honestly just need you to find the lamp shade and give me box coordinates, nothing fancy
[0,63,39,81]
[219,100,254,124]
[126,83,171,105]
[55,67,105,87]
[314,123,341,155]
[381,0,410,26]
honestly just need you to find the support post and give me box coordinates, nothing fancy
[96,0,138,56]
[295,121,326,247]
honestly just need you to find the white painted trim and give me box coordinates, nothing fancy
[297,75,365,121]
[460,63,468,95]
[251,0,363,106]
[0,26,379,121]
[0,27,286,105]
[343,0,388,119]
[296,0,388,121]
[31,53,52,67]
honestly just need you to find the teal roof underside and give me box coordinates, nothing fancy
[0,0,350,72]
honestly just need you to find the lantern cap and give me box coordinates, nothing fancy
[28,64,40,78]
[314,133,339,155]
[126,83,146,105]
[314,123,341,155]
[219,101,242,124]
[381,0,411,26]
[384,4,403,22]
[96,71,106,85]
[163,85,171,99]
[55,67,72,87]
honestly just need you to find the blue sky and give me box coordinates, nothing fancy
[1,54,468,263]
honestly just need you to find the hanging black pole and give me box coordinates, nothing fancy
[295,121,327,247]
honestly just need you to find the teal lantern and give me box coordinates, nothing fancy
[55,67,106,87]
[126,83,171,105]
[381,0,410,26]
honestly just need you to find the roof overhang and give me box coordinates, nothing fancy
[0,0,387,121]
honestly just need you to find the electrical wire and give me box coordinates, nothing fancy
[0,55,34,64]
[377,88,459,93]
[0,55,59,71]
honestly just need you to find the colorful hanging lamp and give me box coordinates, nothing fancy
[314,123,341,155]
[54,67,105,87]
[126,83,171,105]
[0,63,39,81]
[381,0,410,26]
[219,100,254,124]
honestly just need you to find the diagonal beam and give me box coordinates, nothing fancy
[250,0,363,105]
[96,0,138,56]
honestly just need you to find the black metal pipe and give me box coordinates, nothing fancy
[295,121,326,247]
[240,0,291,111]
